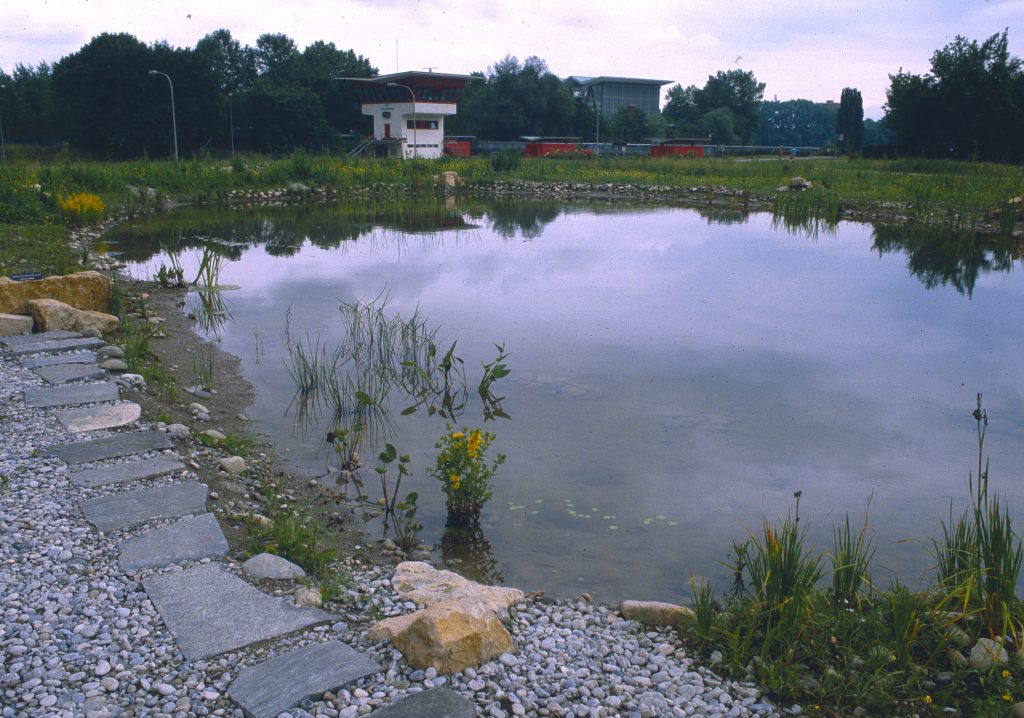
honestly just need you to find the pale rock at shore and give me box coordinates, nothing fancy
[0,271,112,315]
[391,561,524,619]
[620,599,697,630]
[368,598,513,674]
[0,313,33,336]
[27,298,119,334]
[199,429,225,443]
[293,586,323,607]
[970,637,1008,670]
[241,552,306,580]
[218,455,246,474]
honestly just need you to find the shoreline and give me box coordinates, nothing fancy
[0,310,781,716]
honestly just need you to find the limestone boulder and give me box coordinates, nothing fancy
[27,298,118,335]
[0,313,33,337]
[620,600,697,631]
[0,271,112,315]
[391,561,524,619]
[241,553,306,581]
[367,598,513,674]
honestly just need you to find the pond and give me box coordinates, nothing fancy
[110,198,1024,604]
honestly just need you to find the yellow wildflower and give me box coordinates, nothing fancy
[1003,669,1012,679]
[467,429,482,457]
[449,473,461,490]
[451,432,464,440]
[1004,693,1014,702]
[923,695,932,705]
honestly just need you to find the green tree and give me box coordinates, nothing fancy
[755,99,838,147]
[447,56,576,140]
[699,70,765,143]
[836,87,864,155]
[52,33,157,157]
[195,29,257,96]
[2,63,60,146]
[884,30,1024,161]
[254,33,299,77]
[662,69,765,143]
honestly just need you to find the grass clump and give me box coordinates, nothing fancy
[688,396,1024,716]
[244,475,350,602]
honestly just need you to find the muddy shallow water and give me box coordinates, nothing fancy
[111,199,1024,603]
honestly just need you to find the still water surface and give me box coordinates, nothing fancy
[114,201,1024,603]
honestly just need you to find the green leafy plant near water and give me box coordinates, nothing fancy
[687,396,1024,716]
[244,475,350,602]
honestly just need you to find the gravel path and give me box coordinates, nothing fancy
[0,345,782,718]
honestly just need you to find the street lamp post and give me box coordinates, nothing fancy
[0,84,7,164]
[587,89,600,156]
[387,82,417,159]
[148,70,178,161]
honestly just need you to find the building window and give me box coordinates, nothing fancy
[407,119,439,130]
[382,111,391,118]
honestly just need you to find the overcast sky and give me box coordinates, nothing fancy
[3,0,1023,118]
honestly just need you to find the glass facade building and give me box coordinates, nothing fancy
[566,76,672,117]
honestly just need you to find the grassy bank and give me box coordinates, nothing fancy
[1,152,1022,262]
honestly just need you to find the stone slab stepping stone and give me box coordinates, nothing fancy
[70,455,185,488]
[142,564,335,660]
[20,351,98,368]
[80,481,207,532]
[228,641,380,718]
[57,402,142,432]
[118,513,229,572]
[44,429,171,464]
[23,381,119,408]
[6,336,105,357]
[32,363,106,385]
[1,329,81,349]
[367,689,478,718]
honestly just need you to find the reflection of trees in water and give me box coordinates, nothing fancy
[467,199,563,240]
[872,224,1020,297]
[439,521,504,586]
[108,201,474,262]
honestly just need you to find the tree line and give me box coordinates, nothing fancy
[0,29,1020,160]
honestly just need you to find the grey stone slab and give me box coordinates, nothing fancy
[32,363,106,385]
[19,351,98,368]
[80,481,207,532]
[367,690,478,718]
[142,564,335,660]
[70,455,185,488]
[1,330,81,349]
[7,336,105,356]
[44,429,171,464]
[118,513,229,572]
[57,402,141,432]
[23,381,119,408]
[229,641,380,718]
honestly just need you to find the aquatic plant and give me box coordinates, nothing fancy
[429,425,506,522]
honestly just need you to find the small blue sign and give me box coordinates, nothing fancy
[11,272,44,282]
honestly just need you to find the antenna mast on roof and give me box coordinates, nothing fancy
[424,66,437,73]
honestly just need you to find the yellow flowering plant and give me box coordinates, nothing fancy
[56,193,105,226]
[430,425,505,522]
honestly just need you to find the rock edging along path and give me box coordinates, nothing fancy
[2,328,780,718]
[0,331,500,718]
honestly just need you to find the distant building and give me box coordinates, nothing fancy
[348,71,473,159]
[566,76,672,117]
